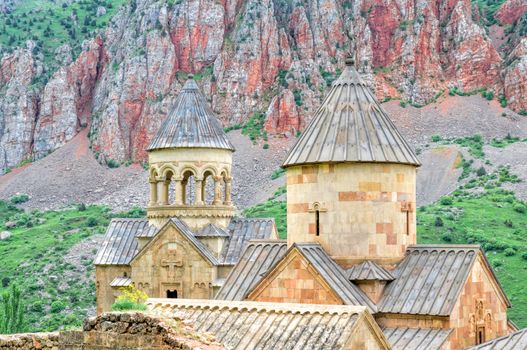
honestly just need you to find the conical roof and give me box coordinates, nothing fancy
[282,58,420,167]
[148,78,234,152]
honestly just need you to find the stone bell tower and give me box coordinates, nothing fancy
[282,57,420,267]
[146,77,235,230]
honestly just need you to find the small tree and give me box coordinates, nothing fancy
[111,285,148,311]
[0,284,24,334]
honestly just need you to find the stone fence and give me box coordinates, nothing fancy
[0,312,224,350]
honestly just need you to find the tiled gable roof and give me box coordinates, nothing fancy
[94,219,155,265]
[194,223,229,237]
[347,260,395,281]
[215,240,287,301]
[147,299,390,350]
[383,328,452,350]
[219,218,276,264]
[292,243,377,312]
[147,78,234,151]
[378,245,509,316]
[466,328,527,349]
[282,58,419,168]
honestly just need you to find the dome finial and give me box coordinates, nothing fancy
[345,54,355,67]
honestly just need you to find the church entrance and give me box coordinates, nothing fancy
[166,289,178,298]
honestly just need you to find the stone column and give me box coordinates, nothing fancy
[148,179,158,206]
[173,177,183,206]
[213,176,222,205]
[224,178,232,206]
[181,179,187,204]
[195,178,204,205]
[157,176,169,205]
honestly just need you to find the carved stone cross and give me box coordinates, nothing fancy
[161,259,183,279]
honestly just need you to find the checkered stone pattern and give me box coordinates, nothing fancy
[286,162,416,266]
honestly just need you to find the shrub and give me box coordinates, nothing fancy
[504,248,516,256]
[77,203,87,211]
[522,252,527,261]
[31,301,43,312]
[440,197,453,205]
[492,260,503,268]
[271,168,285,180]
[86,217,98,227]
[263,143,269,149]
[431,134,442,142]
[106,159,120,168]
[476,167,487,177]
[1,277,10,288]
[111,285,148,311]
[441,233,453,242]
[513,204,526,213]
[10,194,29,204]
[504,219,513,228]
[50,300,65,313]
[434,217,444,227]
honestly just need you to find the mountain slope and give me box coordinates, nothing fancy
[2,0,527,170]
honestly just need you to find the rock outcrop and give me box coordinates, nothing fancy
[1,0,526,169]
[496,0,527,25]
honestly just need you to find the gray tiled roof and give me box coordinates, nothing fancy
[282,59,420,167]
[383,328,452,350]
[216,240,287,301]
[292,243,377,313]
[94,219,149,265]
[466,328,527,349]
[194,223,229,237]
[219,218,276,264]
[147,299,388,350]
[378,245,509,316]
[347,260,395,281]
[110,277,132,287]
[147,78,234,151]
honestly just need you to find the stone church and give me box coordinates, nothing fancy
[95,58,520,350]
[94,78,278,313]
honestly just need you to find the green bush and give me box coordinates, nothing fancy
[513,204,527,214]
[50,301,65,313]
[431,135,442,142]
[10,194,29,204]
[440,197,453,205]
[106,159,120,168]
[441,233,453,242]
[522,252,527,261]
[263,143,269,149]
[476,167,487,177]
[86,217,98,227]
[77,203,87,211]
[31,301,44,312]
[504,248,516,256]
[271,168,285,180]
[110,300,147,311]
[434,217,444,227]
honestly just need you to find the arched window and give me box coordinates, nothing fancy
[181,170,196,205]
[166,290,178,298]
[203,170,215,205]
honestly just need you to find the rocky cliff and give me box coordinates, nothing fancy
[1,0,527,169]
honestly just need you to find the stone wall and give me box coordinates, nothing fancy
[95,266,131,314]
[286,163,417,267]
[0,332,59,349]
[0,313,224,350]
[247,249,343,304]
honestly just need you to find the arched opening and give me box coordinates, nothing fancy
[220,171,228,204]
[164,170,175,204]
[166,290,178,298]
[182,170,196,205]
[203,170,215,205]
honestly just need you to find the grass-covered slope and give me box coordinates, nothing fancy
[0,200,144,332]
[0,0,127,83]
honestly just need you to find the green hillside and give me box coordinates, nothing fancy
[0,0,127,85]
[0,200,144,332]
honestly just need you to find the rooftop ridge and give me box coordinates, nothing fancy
[147,298,368,315]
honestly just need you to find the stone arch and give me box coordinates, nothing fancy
[202,169,216,205]
[159,164,177,179]
[181,168,197,205]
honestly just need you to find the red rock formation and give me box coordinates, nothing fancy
[496,0,527,25]
[504,38,527,112]
[264,90,301,134]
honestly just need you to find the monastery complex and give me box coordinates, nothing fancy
[92,57,526,350]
